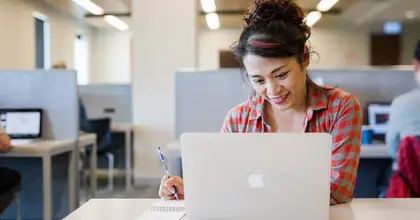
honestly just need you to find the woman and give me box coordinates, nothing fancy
[160,0,362,205]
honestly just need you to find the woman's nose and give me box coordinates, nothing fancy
[266,80,281,95]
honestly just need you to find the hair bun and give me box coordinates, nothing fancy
[244,0,305,26]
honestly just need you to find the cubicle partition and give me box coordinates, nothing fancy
[0,70,79,219]
[309,68,417,107]
[78,84,132,123]
[175,68,417,138]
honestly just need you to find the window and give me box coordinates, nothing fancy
[74,34,89,85]
[34,12,50,69]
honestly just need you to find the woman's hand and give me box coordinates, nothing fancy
[0,133,12,153]
[159,175,185,200]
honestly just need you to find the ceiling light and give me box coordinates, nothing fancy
[72,0,104,15]
[306,11,322,27]
[205,13,220,30]
[316,0,340,12]
[104,15,129,31]
[200,0,216,13]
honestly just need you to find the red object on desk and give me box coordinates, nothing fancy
[386,136,420,198]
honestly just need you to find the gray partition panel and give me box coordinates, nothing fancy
[309,69,417,107]
[0,70,78,140]
[78,84,132,123]
[175,69,252,138]
[175,68,417,139]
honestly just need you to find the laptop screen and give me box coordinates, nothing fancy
[0,109,42,139]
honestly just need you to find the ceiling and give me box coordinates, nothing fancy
[40,0,131,30]
[197,0,420,29]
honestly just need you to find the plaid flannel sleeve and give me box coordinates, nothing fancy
[329,95,362,205]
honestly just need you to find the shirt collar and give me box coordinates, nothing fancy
[249,80,329,120]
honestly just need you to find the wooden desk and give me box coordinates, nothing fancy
[111,123,134,190]
[0,134,97,220]
[63,198,420,220]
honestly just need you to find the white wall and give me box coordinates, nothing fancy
[90,29,132,84]
[0,0,93,72]
[198,27,371,70]
[401,22,420,65]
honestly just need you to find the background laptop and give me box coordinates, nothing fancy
[0,108,43,145]
[180,133,332,220]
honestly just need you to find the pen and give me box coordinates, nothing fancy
[157,147,179,200]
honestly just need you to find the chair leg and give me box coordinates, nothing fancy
[15,193,21,220]
[105,153,114,192]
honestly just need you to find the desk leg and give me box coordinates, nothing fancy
[42,156,52,220]
[90,142,97,197]
[125,130,132,190]
[68,145,77,212]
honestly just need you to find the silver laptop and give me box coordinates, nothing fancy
[0,109,43,145]
[180,133,332,220]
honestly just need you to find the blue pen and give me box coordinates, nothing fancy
[157,147,179,200]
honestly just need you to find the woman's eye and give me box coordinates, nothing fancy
[275,72,289,79]
[254,79,265,85]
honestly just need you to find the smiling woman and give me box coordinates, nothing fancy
[159,0,363,205]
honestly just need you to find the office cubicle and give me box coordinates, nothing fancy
[78,84,133,175]
[0,70,79,219]
[174,68,416,138]
[78,84,132,123]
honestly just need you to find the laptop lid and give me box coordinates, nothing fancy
[180,133,332,220]
[0,108,43,139]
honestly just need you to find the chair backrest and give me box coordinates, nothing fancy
[386,135,420,198]
[83,117,111,152]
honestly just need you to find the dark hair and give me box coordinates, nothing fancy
[415,40,420,61]
[230,0,314,82]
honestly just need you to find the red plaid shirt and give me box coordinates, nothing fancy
[221,80,363,205]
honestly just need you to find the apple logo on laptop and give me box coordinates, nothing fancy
[248,172,264,188]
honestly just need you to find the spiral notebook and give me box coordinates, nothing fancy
[133,201,186,220]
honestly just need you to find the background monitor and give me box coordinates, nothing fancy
[0,108,43,139]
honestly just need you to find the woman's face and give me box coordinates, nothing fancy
[243,55,307,111]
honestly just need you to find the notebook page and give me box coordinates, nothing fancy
[133,201,186,220]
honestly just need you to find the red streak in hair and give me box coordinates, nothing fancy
[249,39,281,48]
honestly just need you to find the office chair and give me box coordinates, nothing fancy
[0,182,21,220]
[81,117,115,192]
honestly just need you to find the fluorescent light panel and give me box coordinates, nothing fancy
[306,11,322,27]
[316,0,340,12]
[200,0,216,13]
[104,15,129,31]
[72,0,104,15]
[205,13,220,30]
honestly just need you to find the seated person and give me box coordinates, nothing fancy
[0,133,22,214]
[159,0,363,205]
[387,40,420,171]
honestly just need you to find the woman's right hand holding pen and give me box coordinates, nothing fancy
[159,175,185,200]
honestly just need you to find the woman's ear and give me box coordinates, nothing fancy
[302,45,310,68]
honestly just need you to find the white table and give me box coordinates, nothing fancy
[0,133,97,220]
[360,143,390,158]
[63,198,420,220]
[111,123,134,190]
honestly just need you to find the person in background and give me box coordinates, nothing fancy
[0,130,21,215]
[159,0,363,205]
[386,40,420,171]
